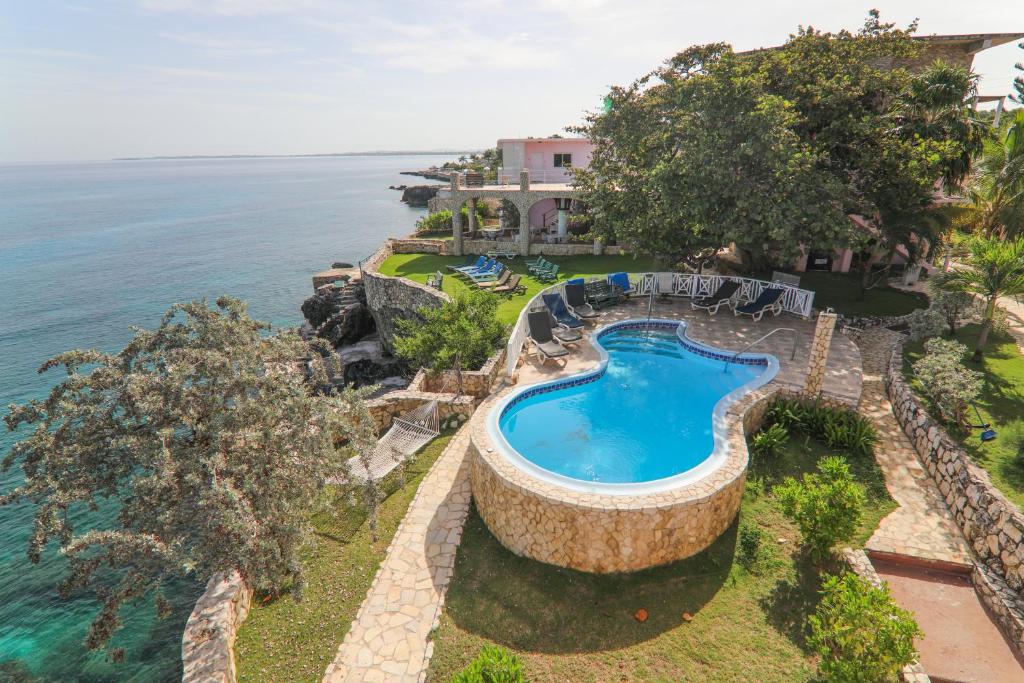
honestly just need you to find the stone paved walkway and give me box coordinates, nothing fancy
[322,426,473,683]
[857,328,973,566]
[1001,295,1024,354]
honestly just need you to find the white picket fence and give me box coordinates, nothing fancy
[504,272,815,376]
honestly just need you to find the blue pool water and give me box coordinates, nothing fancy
[498,326,768,485]
[0,155,449,681]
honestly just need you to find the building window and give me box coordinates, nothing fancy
[553,153,572,168]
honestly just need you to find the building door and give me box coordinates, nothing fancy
[808,250,833,271]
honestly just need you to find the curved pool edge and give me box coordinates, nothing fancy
[485,318,780,496]
[470,378,783,573]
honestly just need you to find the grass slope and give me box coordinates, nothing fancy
[378,254,657,325]
[904,324,1024,508]
[234,434,453,683]
[427,438,894,682]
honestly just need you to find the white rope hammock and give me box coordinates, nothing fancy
[347,400,440,482]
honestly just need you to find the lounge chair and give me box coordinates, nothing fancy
[460,259,498,280]
[542,292,584,329]
[477,269,511,289]
[449,255,484,273]
[525,255,546,270]
[548,310,582,344]
[691,280,740,315]
[607,272,636,297]
[734,287,785,322]
[527,310,569,365]
[493,273,525,296]
[528,256,551,274]
[584,280,622,309]
[426,271,444,289]
[656,272,676,298]
[536,263,560,282]
[563,282,598,318]
[466,262,504,282]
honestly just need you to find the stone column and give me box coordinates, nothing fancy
[555,198,570,242]
[452,198,464,257]
[519,169,530,192]
[516,197,530,257]
[467,197,477,238]
[803,310,837,399]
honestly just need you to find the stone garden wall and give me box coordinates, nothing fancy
[462,239,623,257]
[361,245,449,353]
[181,571,252,683]
[389,238,448,255]
[365,389,475,434]
[885,344,1024,590]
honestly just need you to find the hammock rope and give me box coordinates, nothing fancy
[346,400,440,482]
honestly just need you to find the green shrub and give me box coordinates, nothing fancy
[751,423,789,457]
[451,645,526,683]
[776,456,865,560]
[764,398,877,456]
[808,572,922,682]
[737,523,774,574]
[912,337,983,429]
[415,205,488,235]
[393,290,506,377]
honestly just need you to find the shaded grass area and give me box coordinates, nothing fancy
[791,272,927,317]
[903,324,1024,509]
[234,433,453,683]
[378,253,657,325]
[427,438,894,682]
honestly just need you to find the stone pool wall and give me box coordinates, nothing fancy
[469,385,777,573]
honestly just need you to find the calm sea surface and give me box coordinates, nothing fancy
[0,155,447,681]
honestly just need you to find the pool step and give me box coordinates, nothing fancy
[603,338,680,352]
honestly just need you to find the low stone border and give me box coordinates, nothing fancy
[842,549,930,683]
[468,384,776,572]
[972,562,1024,656]
[885,343,1024,587]
[181,571,253,683]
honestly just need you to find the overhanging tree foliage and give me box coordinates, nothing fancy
[574,12,981,286]
[2,297,376,654]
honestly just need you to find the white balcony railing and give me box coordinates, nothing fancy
[495,168,575,185]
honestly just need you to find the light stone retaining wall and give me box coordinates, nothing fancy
[361,244,449,353]
[468,385,777,573]
[885,342,1024,656]
[181,571,252,683]
[462,239,622,257]
[389,238,448,255]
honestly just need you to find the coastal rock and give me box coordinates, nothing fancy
[300,282,374,347]
[400,185,444,207]
[331,261,354,269]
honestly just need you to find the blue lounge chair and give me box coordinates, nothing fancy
[607,272,636,297]
[542,292,584,329]
[449,255,484,273]
[734,287,785,322]
[459,258,496,278]
[467,263,505,282]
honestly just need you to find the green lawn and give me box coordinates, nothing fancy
[793,272,927,318]
[903,325,1024,509]
[234,434,453,683]
[426,437,894,682]
[378,253,656,325]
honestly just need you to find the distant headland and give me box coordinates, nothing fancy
[112,150,479,161]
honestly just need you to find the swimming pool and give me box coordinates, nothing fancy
[489,319,778,494]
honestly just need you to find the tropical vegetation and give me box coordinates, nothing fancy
[574,11,983,296]
[1,298,376,655]
[808,571,922,682]
[912,338,984,429]
[965,110,1024,238]
[935,235,1024,359]
[776,457,866,561]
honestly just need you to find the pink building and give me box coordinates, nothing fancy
[496,137,594,185]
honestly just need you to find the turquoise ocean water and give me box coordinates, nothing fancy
[0,155,447,681]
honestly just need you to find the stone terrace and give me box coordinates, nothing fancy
[516,297,862,405]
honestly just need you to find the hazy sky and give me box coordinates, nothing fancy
[2,1,1021,162]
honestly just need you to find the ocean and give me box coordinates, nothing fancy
[0,155,449,681]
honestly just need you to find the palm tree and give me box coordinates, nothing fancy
[967,110,1024,238]
[936,236,1024,360]
[895,60,987,192]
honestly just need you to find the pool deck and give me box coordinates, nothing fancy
[515,297,863,405]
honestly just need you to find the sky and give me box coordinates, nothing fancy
[1,1,1022,163]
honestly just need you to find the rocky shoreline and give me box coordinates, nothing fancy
[387,183,444,207]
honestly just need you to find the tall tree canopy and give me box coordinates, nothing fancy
[574,12,981,280]
[2,297,376,653]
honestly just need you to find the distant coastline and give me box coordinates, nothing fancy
[113,150,479,161]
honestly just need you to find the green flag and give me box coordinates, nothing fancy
[602,95,612,113]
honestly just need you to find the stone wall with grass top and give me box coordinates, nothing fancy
[181,571,252,683]
[885,342,1024,590]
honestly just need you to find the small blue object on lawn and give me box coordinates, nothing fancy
[972,404,997,441]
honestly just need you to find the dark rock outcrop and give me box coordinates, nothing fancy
[400,185,444,207]
[300,282,374,348]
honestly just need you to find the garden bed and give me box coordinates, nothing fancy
[902,324,1024,509]
[233,434,453,683]
[426,433,895,682]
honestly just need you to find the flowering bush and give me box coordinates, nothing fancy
[912,338,983,428]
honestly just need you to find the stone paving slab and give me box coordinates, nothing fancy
[858,329,973,566]
[322,427,473,683]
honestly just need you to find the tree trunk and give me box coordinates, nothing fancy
[858,264,871,302]
[972,297,997,361]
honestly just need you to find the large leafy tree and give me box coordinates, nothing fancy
[936,236,1024,360]
[575,12,979,286]
[2,297,376,653]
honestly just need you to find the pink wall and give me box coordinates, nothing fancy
[527,198,557,228]
[499,138,594,181]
